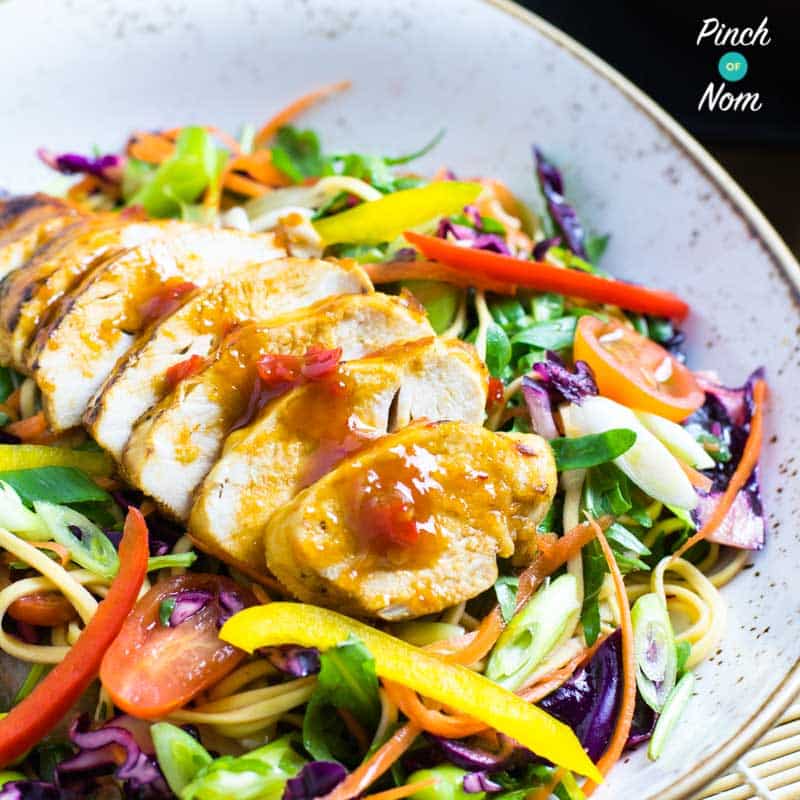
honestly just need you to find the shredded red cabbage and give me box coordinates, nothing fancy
[263,645,322,677]
[689,368,765,549]
[532,351,598,406]
[538,630,621,761]
[533,147,586,258]
[429,736,512,772]
[168,590,213,626]
[521,377,559,440]
[463,771,503,793]
[281,760,347,800]
[0,782,61,799]
[58,714,168,795]
[436,207,512,255]
[532,236,561,262]
[37,149,123,183]
[627,694,658,750]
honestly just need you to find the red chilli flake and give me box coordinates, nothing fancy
[139,280,198,328]
[165,354,208,390]
[487,377,505,409]
[231,346,344,433]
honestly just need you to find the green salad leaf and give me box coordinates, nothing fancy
[550,429,636,471]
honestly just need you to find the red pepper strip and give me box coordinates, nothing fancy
[0,508,149,767]
[404,231,690,320]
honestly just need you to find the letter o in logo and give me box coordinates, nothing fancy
[718,51,748,82]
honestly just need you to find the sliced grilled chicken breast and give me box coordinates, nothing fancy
[123,293,433,520]
[0,216,185,368]
[30,227,285,431]
[265,421,557,620]
[85,257,372,459]
[190,337,487,566]
[0,194,83,280]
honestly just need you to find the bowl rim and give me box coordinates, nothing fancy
[488,1,800,797]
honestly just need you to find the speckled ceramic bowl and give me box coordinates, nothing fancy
[0,0,798,796]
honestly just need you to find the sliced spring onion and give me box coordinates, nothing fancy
[648,671,695,760]
[34,501,119,580]
[151,721,212,796]
[147,552,197,572]
[0,481,50,540]
[632,593,677,712]
[486,574,581,690]
[634,411,715,470]
[561,396,696,510]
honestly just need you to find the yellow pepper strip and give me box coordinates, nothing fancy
[0,445,113,476]
[220,602,603,782]
[312,181,482,246]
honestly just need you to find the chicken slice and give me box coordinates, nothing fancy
[265,421,557,620]
[123,293,433,520]
[0,215,185,368]
[0,194,84,281]
[85,257,372,460]
[190,337,487,567]
[29,227,285,430]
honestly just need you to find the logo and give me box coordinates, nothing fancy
[696,17,768,111]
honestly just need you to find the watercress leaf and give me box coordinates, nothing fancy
[485,323,512,378]
[532,292,564,322]
[494,575,520,624]
[303,636,380,765]
[584,233,610,264]
[271,126,331,182]
[402,280,460,334]
[511,316,576,351]
[489,297,526,328]
[606,522,651,556]
[550,429,636,471]
[0,367,18,403]
[581,540,606,646]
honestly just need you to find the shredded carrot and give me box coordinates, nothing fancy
[363,777,438,800]
[581,520,636,797]
[33,542,70,568]
[162,125,242,155]
[127,132,175,164]
[337,707,370,753]
[0,388,21,422]
[382,679,485,738]
[673,378,766,560]
[222,172,270,198]
[678,460,713,493]
[254,80,351,147]
[5,411,48,442]
[518,650,588,703]
[93,476,122,492]
[228,151,291,186]
[66,175,100,203]
[320,722,420,800]
[529,767,566,800]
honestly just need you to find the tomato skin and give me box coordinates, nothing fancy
[573,316,704,422]
[100,574,253,719]
[8,592,77,627]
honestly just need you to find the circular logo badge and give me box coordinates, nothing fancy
[718,51,748,82]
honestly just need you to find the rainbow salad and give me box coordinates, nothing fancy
[0,82,766,799]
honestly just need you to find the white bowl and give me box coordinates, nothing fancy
[1,1,798,796]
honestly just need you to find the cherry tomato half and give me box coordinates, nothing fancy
[100,573,253,719]
[573,316,704,422]
[8,592,77,627]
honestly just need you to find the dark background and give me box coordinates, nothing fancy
[519,1,800,257]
